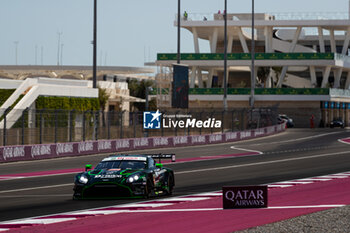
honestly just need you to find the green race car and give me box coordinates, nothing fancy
[73,154,175,199]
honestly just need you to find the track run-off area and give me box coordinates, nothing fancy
[0,128,350,232]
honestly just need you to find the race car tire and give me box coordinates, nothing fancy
[144,178,152,198]
[164,173,174,195]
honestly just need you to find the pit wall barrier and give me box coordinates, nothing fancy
[0,123,286,163]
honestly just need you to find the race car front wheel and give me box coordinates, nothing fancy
[143,178,152,198]
[164,174,174,195]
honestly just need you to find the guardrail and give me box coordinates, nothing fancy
[0,123,286,163]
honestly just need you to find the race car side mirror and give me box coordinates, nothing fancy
[156,163,163,168]
[85,164,92,171]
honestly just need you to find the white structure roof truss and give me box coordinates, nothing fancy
[167,16,350,90]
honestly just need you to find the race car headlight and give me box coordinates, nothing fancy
[128,175,139,183]
[79,175,89,184]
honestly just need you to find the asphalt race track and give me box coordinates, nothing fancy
[1,128,350,225]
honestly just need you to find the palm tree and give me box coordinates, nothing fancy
[128,79,156,111]
[257,67,270,87]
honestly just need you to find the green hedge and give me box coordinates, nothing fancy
[35,96,99,111]
[33,96,99,128]
[8,95,99,128]
[0,89,16,107]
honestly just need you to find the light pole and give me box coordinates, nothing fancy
[145,87,154,111]
[41,46,44,65]
[250,0,255,108]
[93,0,97,88]
[35,45,38,65]
[177,0,181,64]
[223,0,228,111]
[60,43,64,65]
[57,32,62,66]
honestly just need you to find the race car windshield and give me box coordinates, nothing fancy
[95,160,147,170]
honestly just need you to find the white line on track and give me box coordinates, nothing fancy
[0,184,72,194]
[230,146,263,155]
[319,175,349,178]
[7,218,77,225]
[113,203,172,208]
[297,178,332,181]
[55,205,348,214]
[175,150,350,175]
[338,138,350,145]
[2,151,350,193]
[191,192,222,196]
[0,194,72,198]
[0,176,25,180]
[162,197,210,201]
[267,204,345,209]
[277,181,313,184]
[0,172,80,182]
[247,132,341,146]
[267,185,293,188]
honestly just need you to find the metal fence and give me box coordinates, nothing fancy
[0,108,278,146]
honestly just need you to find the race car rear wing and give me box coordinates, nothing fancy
[147,153,176,163]
[109,153,176,163]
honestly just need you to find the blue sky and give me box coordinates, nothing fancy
[0,0,348,67]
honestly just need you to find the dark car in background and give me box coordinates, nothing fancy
[330,118,345,128]
[278,114,294,128]
[73,154,175,199]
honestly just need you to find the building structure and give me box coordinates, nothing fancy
[155,10,350,127]
[0,65,153,128]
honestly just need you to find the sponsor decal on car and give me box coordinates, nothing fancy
[95,174,122,179]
